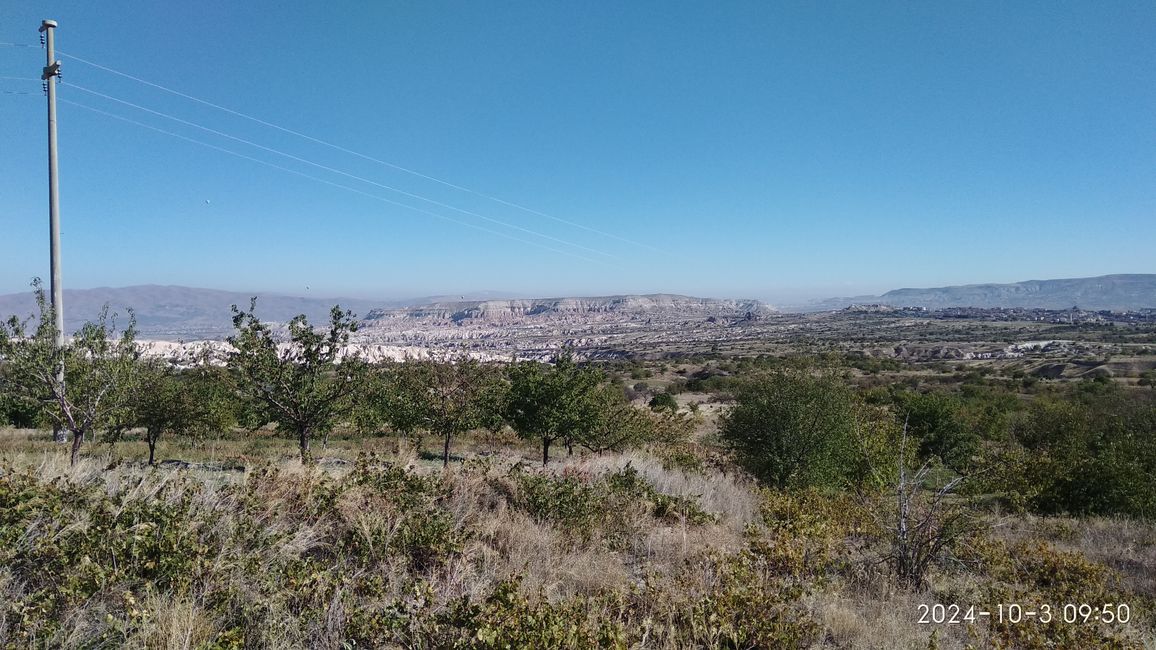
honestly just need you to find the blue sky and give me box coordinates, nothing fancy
[2,1,1153,304]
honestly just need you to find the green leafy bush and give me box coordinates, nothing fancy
[893,390,978,470]
[720,371,857,489]
[976,393,1156,517]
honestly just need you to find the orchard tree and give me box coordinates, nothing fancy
[0,280,140,465]
[0,364,44,428]
[228,299,364,463]
[397,355,507,467]
[350,363,395,437]
[575,383,678,454]
[132,359,238,464]
[505,351,603,465]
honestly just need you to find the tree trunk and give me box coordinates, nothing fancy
[299,428,313,465]
[70,430,83,466]
[323,430,331,448]
[542,437,551,466]
[147,429,158,465]
[442,432,452,468]
[53,425,66,444]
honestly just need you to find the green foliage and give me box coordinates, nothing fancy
[643,549,821,649]
[754,488,879,579]
[0,465,213,644]
[129,360,239,464]
[605,464,714,525]
[344,578,630,649]
[347,454,462,569]
[376,357,507,466]
[507,464,714,542]
[976,391,1156,517]
[504,351,605,464]
[720,371,857,489]
[575,383,685,454]
[848,402,910,489]
[962,536,1139,649]
[444,579,628,649]
[0,279,140,464]
[842,352,903,375]
[0,367,43,427]
[228,299,364,462]
[647,390,678,413]
[679,364,753,394]
[894,390,978,470]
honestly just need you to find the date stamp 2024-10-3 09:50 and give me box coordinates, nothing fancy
[917,602,1133,626]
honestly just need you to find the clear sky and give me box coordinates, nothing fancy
[2,1,1153,305]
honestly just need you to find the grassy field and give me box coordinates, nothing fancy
[1,425,1153,649]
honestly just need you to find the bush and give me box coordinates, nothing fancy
[0,383,41,428]
[347,454,462,569]
[640,549,821,648]
[720,371,857,489]
[506,464,714,543]
[976,392,1156,517]
[894,390,979,471]
[648,391,678,413]
[443,579,628,649]
[963,537,1136,649]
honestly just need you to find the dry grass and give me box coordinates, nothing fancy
[1,432,1153,648]
[807,589,972,650]
[988,513,1156,597]
[575,450,761,529]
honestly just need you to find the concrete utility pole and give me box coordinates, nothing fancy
[40,19,65,443]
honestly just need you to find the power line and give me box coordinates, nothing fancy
[61,98,611,266]
[66,82,617,261]
[0,76,41,81]
[57,49,663,254]
[0,42,35,48]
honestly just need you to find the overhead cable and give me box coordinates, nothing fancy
[61,98,610,266]
[66,82,616,260]
[58,49,662,253]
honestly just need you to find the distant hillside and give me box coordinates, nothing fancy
[0,286,390,339]
[365,294,773,323]
[805,274,1156,311]
[0,287,768,338]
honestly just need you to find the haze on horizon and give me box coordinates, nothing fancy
[2,2,1153,303]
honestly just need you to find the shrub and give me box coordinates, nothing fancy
[720,371,857,489]
[977,394,1156,517]
[346,454,463,569]
[894,390,978,471]
[647,391,678,413]
[640,549,821,648]
[506,464,715,542]
[443,579,629,649]
[963,537,1138,649]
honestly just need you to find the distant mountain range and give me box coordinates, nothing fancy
[803,274,1156,312]
[0,286,511,339]
[1,274,1152,340]
[365,294,772,323]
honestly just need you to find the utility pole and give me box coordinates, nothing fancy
[40,19,65,443]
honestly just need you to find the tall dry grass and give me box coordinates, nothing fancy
[1,441,1152,648]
